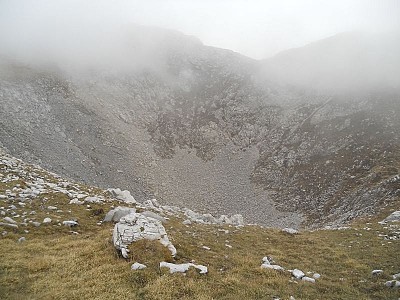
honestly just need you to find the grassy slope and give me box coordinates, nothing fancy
[0,164,399,299]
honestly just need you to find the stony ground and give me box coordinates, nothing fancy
[1,149,399,299]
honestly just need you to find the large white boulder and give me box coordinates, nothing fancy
[113,212,176,258]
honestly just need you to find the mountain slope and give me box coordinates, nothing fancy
[0,27,399,228]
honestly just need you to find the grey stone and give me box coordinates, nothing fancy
[292,269,305,279]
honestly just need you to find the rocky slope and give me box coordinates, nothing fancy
[0,27,399,228]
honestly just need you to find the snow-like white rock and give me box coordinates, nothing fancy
[0,222,18,228]
[160,262,208,274]
[282,228,298,234]
[113,212,176,258]
[372,270,383,276]
[131,262,147,270]
[43,217,52,224]
[382,211,400,223]
[292,269,305,279]
[3,216,17,224]
[302,276,316,283]
[108,188,137,204]
[18,237,26,243]
[313,273,321,279]
[63,220,78,227]
[104,206,136,222]
[261,264,285,271]
[69,198,84,205]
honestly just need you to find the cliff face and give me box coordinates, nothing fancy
[0,28,399,228]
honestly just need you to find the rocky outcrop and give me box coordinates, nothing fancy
[112,212,176,258]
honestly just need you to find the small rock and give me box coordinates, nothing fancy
[3,216,17,224]
[63,220,78,227]
[292,269,305,279]
[202,246,211,250]
[313,273,321,279]
[160,262,208,274]
[382,211,400,223]
[0,222,18,228]
[372,270,384,276]
[261,264,285,271]
[302,276,316,283]
[131,262,147,270]
[18,237,26,243]
[392,273,400,279]
[182,219,191,225]
[385,280,400,288]
[31,222,41,227]
[47,206,57,210]
[282,228,298,234]
[43,217,52,224]
[140,211,166,223]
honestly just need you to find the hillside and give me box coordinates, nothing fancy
[0,148,399,299]
[0,26,399,229]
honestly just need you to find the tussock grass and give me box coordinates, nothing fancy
[1,177,399,299]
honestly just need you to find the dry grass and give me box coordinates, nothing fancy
[1,207,399,299]
[0,164,399,299]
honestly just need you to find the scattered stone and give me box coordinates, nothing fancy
[292,269,305,279]
[103,206,136,222]
[302,276,316,283]
[372,270,383,276]
[43,217,52,224]
[140,211,166,223]
[18,237,26,243]
[182,219,191,225]
[393,273,400,279]
[47,206,57,210]
[0,222,18,228]
[63,220,78,227]
[69,199,84,205]
[282,228,298,234]
[3,216,17,224]
[113,212,176,259]
[385,280,400,288]
[313,273,321,279]
[131,262,147,270]
[382,211,400,223]
[108,188,137,204]
[261,264,285,271]
[160,262,208,274]
[202,246,211,250]
[85,196,102,203]
[31,222,41,227]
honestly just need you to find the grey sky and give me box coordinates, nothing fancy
[0,0,399,59]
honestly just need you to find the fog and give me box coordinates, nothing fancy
[0,0,399,90]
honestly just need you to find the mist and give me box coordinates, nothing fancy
[0,0,399,92]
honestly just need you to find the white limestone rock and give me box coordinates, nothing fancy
[372,270,384,276]
[108,188,137,204]
[0,222,18,228]
[131,262,147,270]
[282,228,298,234]
[43,217,52,224]
[18,237,26,243]
[382,211,400,223]
[292,269,305,279]
[140,211,166,223]
[103,207,136,222]
[160,262,208,274]
[3,216,17,224]
[302,276,316,283]
[63,220,78,227]
[261,264,285,271]
[113,212,176,259]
